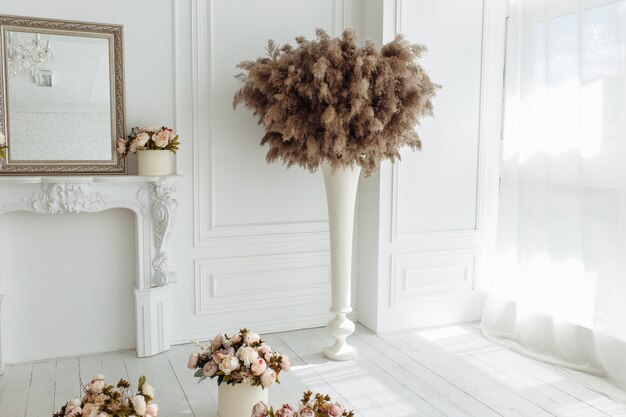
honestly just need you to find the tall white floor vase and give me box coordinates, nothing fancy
[321,161,360,361]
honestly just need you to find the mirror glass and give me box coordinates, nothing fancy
[6,31,113,161]
[0,15,126,175]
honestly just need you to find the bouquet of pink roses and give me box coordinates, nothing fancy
[188,328,290,388]
[52,375,158,417]
[117,125,180,155]
[251,391,354,417]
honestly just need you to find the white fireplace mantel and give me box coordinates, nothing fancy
[0,175,181,371]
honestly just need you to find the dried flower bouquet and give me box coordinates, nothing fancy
[234,29,440,176]
[251,391,354,417]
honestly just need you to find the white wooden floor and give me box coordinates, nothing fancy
[1,324,626,417]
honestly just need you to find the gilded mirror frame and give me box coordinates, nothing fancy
[0,15,126,175]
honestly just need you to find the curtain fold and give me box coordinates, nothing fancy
[481,0,626,401]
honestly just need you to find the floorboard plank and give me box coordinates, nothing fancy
[25,361,56,417]
[53,358,80,412]
[0,363,32,417]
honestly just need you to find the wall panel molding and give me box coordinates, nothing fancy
[195,252,331,316]
[390,249,478,307]
[192,0,343,248]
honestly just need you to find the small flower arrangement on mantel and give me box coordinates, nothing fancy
[52,374,159,417]
[252,391,354,417]
[188,328,291,417]
[117,125,180,176]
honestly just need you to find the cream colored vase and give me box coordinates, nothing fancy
[218,382,268,417]
[137,150,172,176]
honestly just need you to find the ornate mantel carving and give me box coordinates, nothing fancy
[0,175,181,368]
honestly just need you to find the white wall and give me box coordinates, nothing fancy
[0,0,503,362]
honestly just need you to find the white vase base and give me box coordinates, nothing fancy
[324,343,358,361]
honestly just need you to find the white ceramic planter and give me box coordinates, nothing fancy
[321,161,360,361]
[137,150,172,176]
[218,382,268,417]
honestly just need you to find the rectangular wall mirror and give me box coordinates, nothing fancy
[0,15,126,174]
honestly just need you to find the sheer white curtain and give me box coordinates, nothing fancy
[481,0,626,399]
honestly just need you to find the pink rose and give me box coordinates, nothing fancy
[146,403,159,417]
[218,355,240,375]
[329,403,344,416]
[260,368,276,388]
[280,355,291,372]
[257,345,271,356]
[298,407,315,417]
[152,130,170,148]
[202,361,218,377]
[116,138,127,154]
[251,358,267,376]
[276,403,297,417]
[251,402,268,417]
[187,352,199,369]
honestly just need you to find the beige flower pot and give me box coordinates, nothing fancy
[137,150,172,176]
[218,382,267,417]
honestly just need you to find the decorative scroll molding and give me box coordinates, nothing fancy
[150,181,179,286]
[23,183,109,214]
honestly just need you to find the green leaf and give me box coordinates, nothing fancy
[137,375,146,391]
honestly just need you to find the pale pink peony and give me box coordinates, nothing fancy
[153,130,170,148]
[136,131,150,147]
[141,383,155,399]
[298,407,315,417]
[245,332,261,345]
[229,334,242,344]
[116,137,127,154]
[146,403,159,417]
[86,378,105,394]
[260,368,277,388]
[145,125,162,133]
[67,399,82,408]
[218,355,240,375]
[97,413,108,417]
[130,138,140,153]
[82,403,99,417]
[132,394,147,416]
[257,344,271,356]
[202,361,218,377]
[237,346,259,367]
[251,401,268,417]
[329,403,344,416]
[280,355,291,372]
[187,352,199,369]
[276,403,297,417]
[212,333,224,349]
[214,347,235,363]
[251,358,267,376]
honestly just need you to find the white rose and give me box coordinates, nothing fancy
[245,332,261,345]
[141,383,155,399]
[132,394,147,416]
[67,399,82,408]
[218,355,240,375]
[136,132,150,146]
[237,346,259,367]
[145,125,162,133]
[187,352,199,369]
[260,368,276,388]
[0,132,5,145]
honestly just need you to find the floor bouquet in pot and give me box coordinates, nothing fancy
[252,391,354,417]
[188,328,290,417]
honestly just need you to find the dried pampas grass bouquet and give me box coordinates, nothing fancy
[233,28,440,176]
